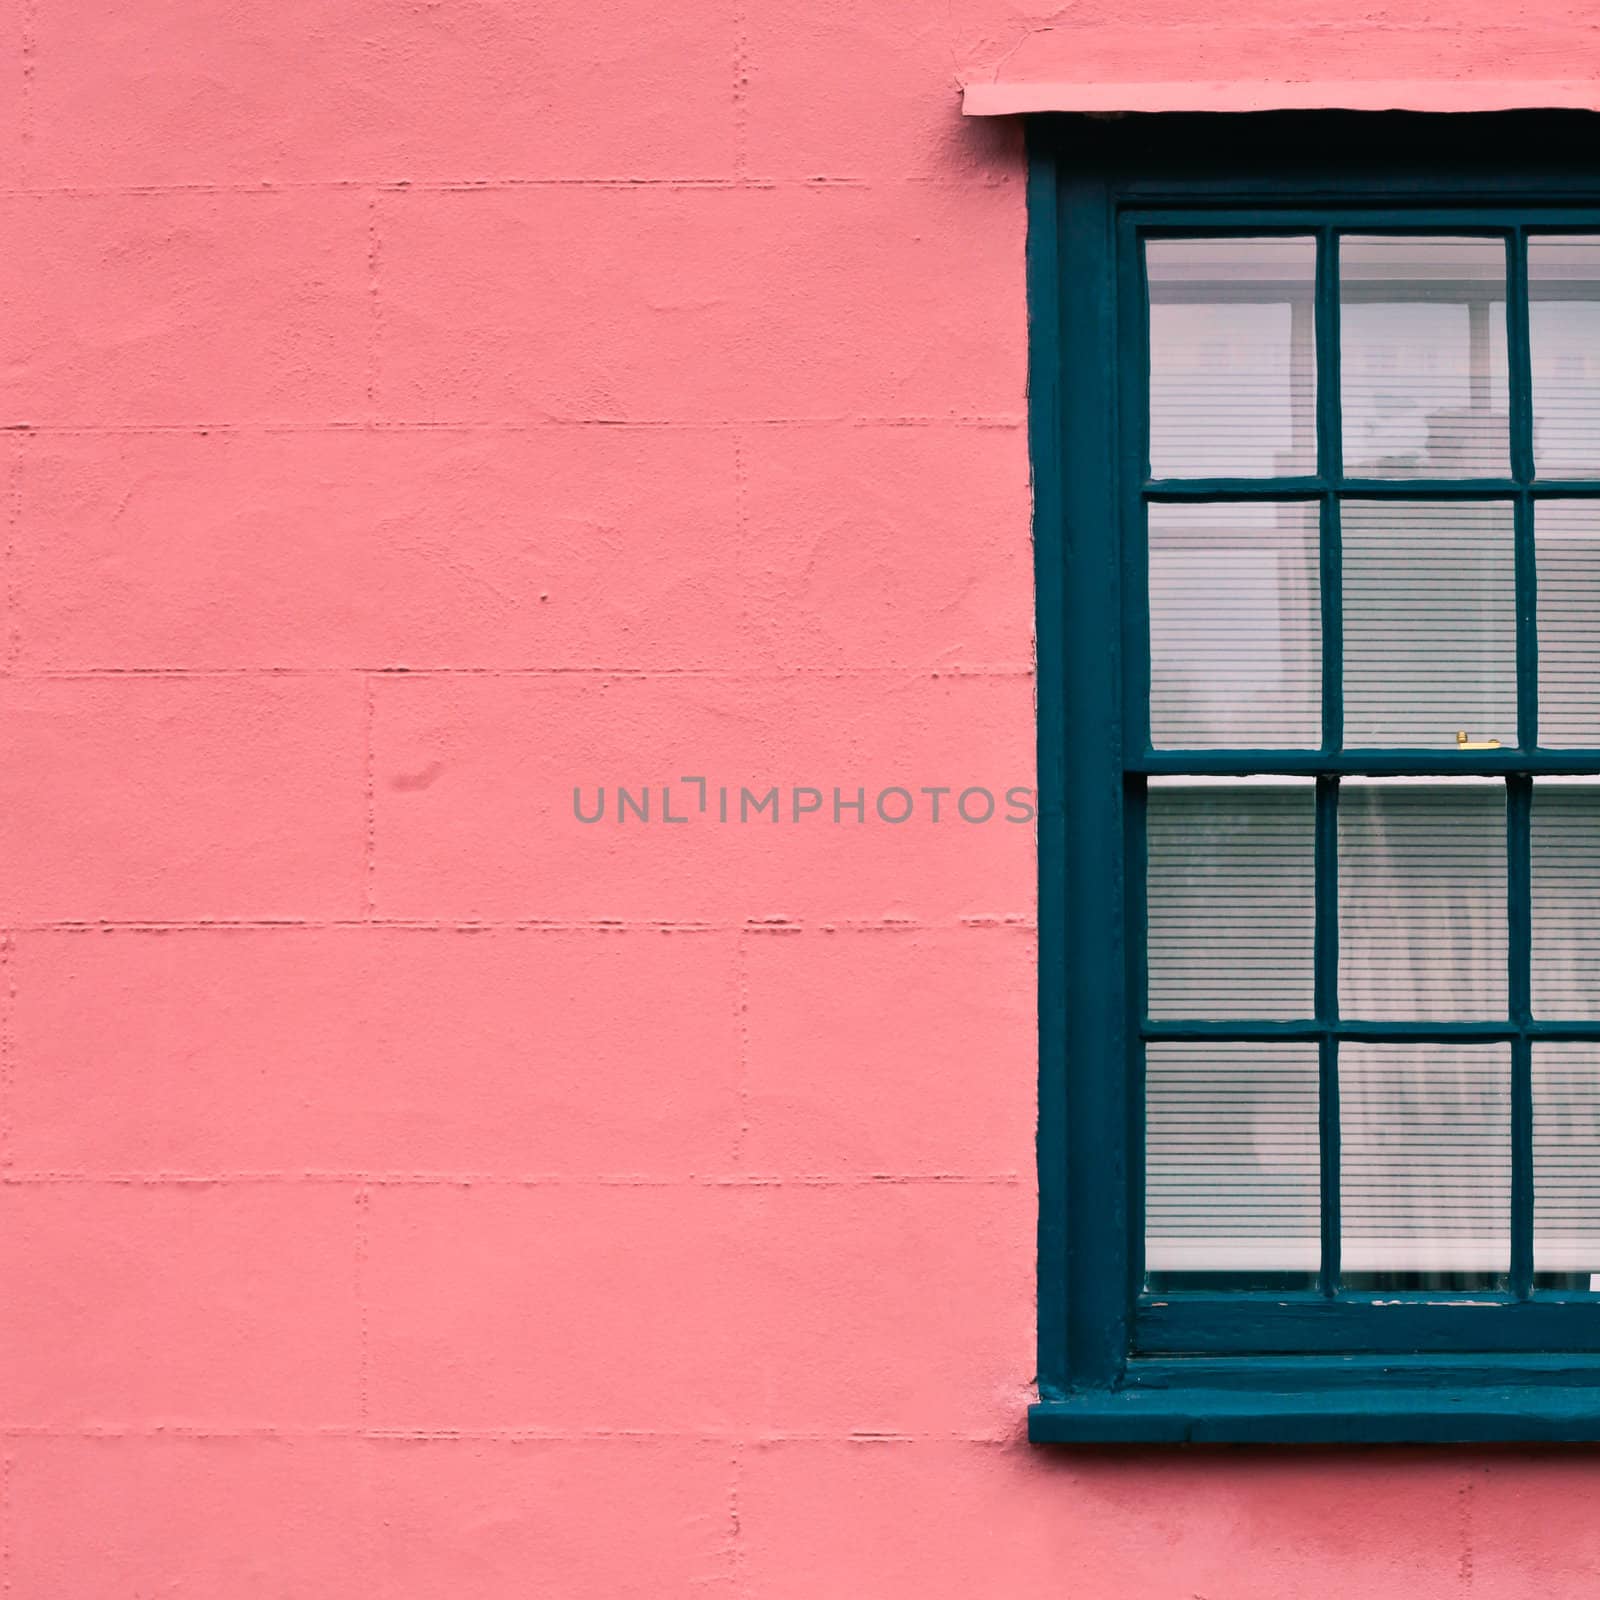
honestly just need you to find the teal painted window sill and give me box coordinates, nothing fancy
[1033,1384,1600,1444]
[1034,1356,1600,1443]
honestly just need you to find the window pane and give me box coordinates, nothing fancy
[1340,1042,1511,1277]
[1149,501,1321,748]
[1342,500,1515,748]
[1534,1043,1600,1277]
[1341,236,1509,479]
[1147,237,1317,479]
[1338,780,1507,1021]
[1147,780,1314,1019]
[1145,1041,1321,1276]
[1536,501,1600,746]
[1530,236,1600,479]
[1532,780,1600,1019]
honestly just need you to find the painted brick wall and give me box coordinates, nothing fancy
[3,2,1600,1595]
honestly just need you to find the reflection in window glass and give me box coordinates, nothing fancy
[1341,236,1509,479]
[1148,501,1321,749]
[1147,780,1315,1020]
[1147,237,1317,479]
[1530,237,1600,479]
[1145,1041,1321,1283]
[1339,780,1507,1021]
[1342,500,1515,748]
[1340,1042,1510,1283]
[1537,501,1600,746]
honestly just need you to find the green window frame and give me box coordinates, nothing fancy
[1030,110,1600,1443]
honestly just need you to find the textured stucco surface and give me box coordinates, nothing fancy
[3,1,1600,1594]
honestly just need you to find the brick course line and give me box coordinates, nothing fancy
[0,1171,1023,1187]
[0,1424,1019,1444]
[4,917,1037,933]
[0,416,1026,434]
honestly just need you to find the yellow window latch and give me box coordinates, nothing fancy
[1456,730,1502,750]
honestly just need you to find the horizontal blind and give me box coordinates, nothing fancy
[1533,1043,1600,1274]
[1341,1042,1511,1274]
[1148,501,1321,749]
[1341,500,1516,749]
[1145,1041,1321,1273]
[1338,781,1507,1020]
[1136,228,1600,1299]
[1536,501,1600,747]
[1147,782,1315,1019]
[1146,236,1317,479]
[1532,782,1600,1019]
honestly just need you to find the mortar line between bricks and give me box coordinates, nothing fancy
[729,1440,746,1596]
[0,665,1036,681]
[362,675,377,919]
[354,1187,372,1427]
[0,177,889,199]
[732,0,750,181]
[0,1449,11,1599]
[4,916,1037,934]
[0,1171,1023,1187]
[0,416,1025,435]
[10,151,1552,201]
[359,1405,380,1600]
[365,191,383,414]
[0,1424,1019,1444]
[732,423,752,654]
[16,0,35,190]
[733,926,751,1169]
[3,437,20,671]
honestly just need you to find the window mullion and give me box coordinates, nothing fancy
[1316,775,1342,1295]
[1314,226,1345,1298]
[1315,230,1344,761]
[1511,239,1538,753]
[1515,492,1539,751]
[1315,226,1343,484]
[1127,777,1149,1304]
[1509,227,1536,487]
[1509,773,1535,1298]
[1508,227,1537,1300]
[1319,493,1343,757]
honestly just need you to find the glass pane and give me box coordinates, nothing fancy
[1534,1043,1600,1278]
[1338,780,1507,1021]
[1530,236,1600,479]
[1148,501,1321,749]
[1341,236,1509,479]
[1147,780,1314,1019]
[1340,1042,1511,1278]
[1145,1041,1321,1279]
[1341,500,1515,748]
[1532,780,1600,1019]
[1147,237,1317,478]
[1536,501,1600,746]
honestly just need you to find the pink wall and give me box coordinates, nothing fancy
[4,1,1600,1594]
